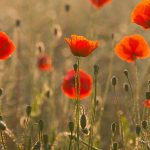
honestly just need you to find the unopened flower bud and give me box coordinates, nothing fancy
[123,83,129,92]
[111,122,116,134]
[73,64,78,72]
[136,124,141,136]
[124,69,128,77]
[80,114,87,129]
[68,121,74,133]
[112,142,118,150]
[111,76,117,86]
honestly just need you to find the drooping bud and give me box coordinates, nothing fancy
[123,69,128,77]
[136,124,141,136]
[111,76,117,86]
[68,121,74,133]
[123,83,129,92]
[82,128,89,134]
[26,105,32,117]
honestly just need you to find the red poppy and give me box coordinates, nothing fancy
[64,35,98,57]
[89,0,112,9]
[0,32,16,60]
[62,69,93,100]
[115,34,150,62]
[131,0,150,29]
[144,99,150,108]
[38,54,52,71]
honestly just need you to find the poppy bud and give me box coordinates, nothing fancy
[64,4,70,12]
[141,120,148,130]
[16,19,21,27]
[94,64,99,75]
[82,128,89,134]
[0,121,6,131]
[26,105,32,117]
[112,142,118,150]
[43,134,49,145]
[80,114,87,129]
[38,120,44,132]
[146,92,150,99]
[123,83,129,92]
[68,121,74,133]
[33,141,41,150]
[123,69,128,77]
[136,124,141,136]
[111,122,116,134]
[73,64,78,72]
[111,76,117,86]
[0,116,2,121]
[0,88,3,96]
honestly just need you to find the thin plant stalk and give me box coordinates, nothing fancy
[88,69,98,150]
[75,57,80,150]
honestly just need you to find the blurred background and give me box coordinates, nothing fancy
[0,0,150,149]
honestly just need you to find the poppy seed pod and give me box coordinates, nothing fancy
[111,76,117,86]
[146,92,150,99]
[80,114,87,130]
[111,122,116,134]
[26,105,32,117]
[68,121,74,133]
[136,124,141,136]
[123,69,128,77]
[73,64,78,72]
[141,120,148,130]
[112,142,118,150]
[0,121,6,131]
[123,83,129,92]
[94,64,99,75]
[38,120,44,132]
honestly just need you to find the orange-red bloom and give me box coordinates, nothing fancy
[115,34,150,62]
[62,69,93,100]
[0,32,16,60]
[131,0,150,29]
[89,0,112,9]
[144,99,150,108]
[38,54,52,71]
[64,35,98,57]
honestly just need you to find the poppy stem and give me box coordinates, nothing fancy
[134,61,140,124]
[88,66,98,150]
[75,57,80,150]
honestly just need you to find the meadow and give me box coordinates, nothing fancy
[0,0,150,149]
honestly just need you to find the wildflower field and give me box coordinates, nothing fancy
[0,0,150,149]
